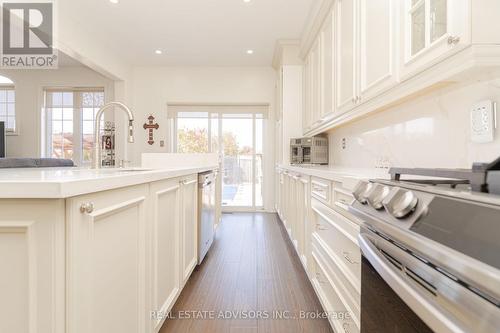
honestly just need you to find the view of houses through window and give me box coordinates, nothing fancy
[43,89,105,166]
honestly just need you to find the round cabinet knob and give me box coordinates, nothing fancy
[365,184,391,210]
[383,188,418,219]
[352,181,373,204]
[80,202,94,214]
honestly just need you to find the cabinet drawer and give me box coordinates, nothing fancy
[311,198,361,289]
[332,187,361,224]
[311,177,332,204]
[312,252,359,333]
[312,234,360,315]
[333,187,355,207]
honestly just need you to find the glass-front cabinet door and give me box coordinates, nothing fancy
[401,0,470,79]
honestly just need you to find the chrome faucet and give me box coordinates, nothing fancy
[93,102,135,169]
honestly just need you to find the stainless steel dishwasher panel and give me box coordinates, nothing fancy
[198,171,216,264]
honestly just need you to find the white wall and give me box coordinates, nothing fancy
[328,78,500,169]
[0,67,115,158]
[130,66,277,210]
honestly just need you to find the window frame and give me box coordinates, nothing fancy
[0,85,16,134]
[170,107,266,210]
[43,87,105,166]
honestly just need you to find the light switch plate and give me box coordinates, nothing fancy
[471,100,496,143]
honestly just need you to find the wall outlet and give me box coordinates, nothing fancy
[159,140,165,147]
[341,138,346,149]
[471,100,496,143]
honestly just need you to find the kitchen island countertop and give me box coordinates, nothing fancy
[0,166,217,199]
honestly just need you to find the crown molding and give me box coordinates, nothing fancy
[299,0,334,59]
[272,39,301,69]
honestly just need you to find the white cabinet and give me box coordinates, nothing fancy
[149,178,182,332]
[303,55,313,132]
[180,175,198,287]
[335,0,357,114]
[400,0,470,79]
[311,39,322,126]
[0,199,65,333]
[359,0,398,100]
[66,184,149,333]
[276,66,303,164]
[320,11,335,120]
[0,172,206,333]
[276,168,361,333]
[337,0,398,111]
[276,170,310,272]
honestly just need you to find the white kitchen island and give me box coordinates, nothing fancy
[0,165,217,333]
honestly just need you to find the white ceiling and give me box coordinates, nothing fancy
[64,0,314,67]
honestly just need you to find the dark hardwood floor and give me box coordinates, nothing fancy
[160,212,333,333]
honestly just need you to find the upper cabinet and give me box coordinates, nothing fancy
[359,0,398,100]
[400,0,470,79]
[335,0,357,114]
[337,0,398,113]
[320,12,335,120]
[300,0,500,136]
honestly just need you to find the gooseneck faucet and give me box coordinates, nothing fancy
[93,102,135,169]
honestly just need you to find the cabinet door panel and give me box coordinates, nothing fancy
[0,200,65,333]
[336,0,357,114]
[67,185,148,333]
[150,179,181,332]
[359,0,397,100]
[303,56,312,132]
[311,39,322,126]
[181,177,198,286]
[321,12,335,118]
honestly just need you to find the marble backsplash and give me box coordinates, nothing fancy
[328,78,500,169]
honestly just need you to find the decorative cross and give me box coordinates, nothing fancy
[143,115,159,145]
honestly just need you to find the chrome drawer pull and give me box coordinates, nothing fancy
[342,251,359,265]
[316,224,328,231]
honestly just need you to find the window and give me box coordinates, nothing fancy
[170,104,268,210]
[0,75,15,133]
[43,89,105,165]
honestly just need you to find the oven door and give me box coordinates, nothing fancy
[359,229,468,333]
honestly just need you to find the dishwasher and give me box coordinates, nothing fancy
[197,170,216,264]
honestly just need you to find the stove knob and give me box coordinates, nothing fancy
[352,181,373,204]
[365,184,391,210]
[382,188,418,219]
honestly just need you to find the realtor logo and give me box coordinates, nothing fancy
[1,1,57,68]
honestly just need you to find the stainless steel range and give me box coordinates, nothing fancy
[349,157,500,333]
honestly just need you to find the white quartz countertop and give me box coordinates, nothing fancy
[277,164,391,189]
[0,166,217,199]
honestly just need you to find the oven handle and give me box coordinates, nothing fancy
[358,233,466,333]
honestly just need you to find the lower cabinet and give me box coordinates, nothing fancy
[66,184,150,333]
[65,174,200,333]
[180,175,198,287]
[0,199,65,333]
[0,173,203,333]
[277,168,360,332]
[149,179,182,332]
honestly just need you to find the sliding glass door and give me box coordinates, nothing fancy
[175,110,264,210]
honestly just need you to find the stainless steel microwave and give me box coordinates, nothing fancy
[290,136,328,165]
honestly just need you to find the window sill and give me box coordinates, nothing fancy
[6,130,19,136]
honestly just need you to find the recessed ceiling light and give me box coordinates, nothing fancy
[155,50,163,55]
[246,49,254,55]
[109,0,119,4]
[243,0,252,3]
